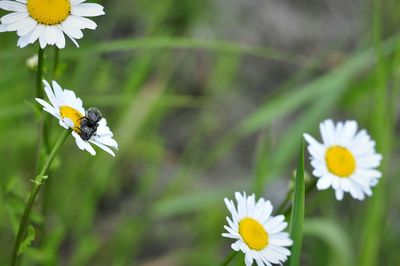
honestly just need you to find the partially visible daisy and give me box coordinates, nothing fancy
[35,80,118,156]
[223,192,292,266]
[304,119,382,201]
[0,0,104,48]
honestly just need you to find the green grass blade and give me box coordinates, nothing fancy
[359,1,391,265]
[60,37,308,65]
[251,131,270,197]
[288,140,305,266]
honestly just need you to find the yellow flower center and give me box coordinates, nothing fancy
[325,146,356,177]
[27,0,71,25]
[59,106,83,132]
[239,218,269,250]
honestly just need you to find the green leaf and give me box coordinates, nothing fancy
[18,225,35,255]
[60,38,306,65]
[288,140,305,266]
[251,131,270,197]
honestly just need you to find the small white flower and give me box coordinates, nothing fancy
[0,0,104,49]
[222,192,292,266]
[35,80,118,156]
[304,119,382,201]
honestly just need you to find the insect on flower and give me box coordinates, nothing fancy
[35,80,118,156]
[78,108,102,141]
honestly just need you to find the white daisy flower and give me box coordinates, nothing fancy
[0,0,104,49]
[223,192,293,266]
[304,119,382,201]
[35,80,118,156]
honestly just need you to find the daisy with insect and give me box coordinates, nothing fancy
[35,80,118,156]
[0,0,104,48]
[222,192,292,266]
[304,119,382,201]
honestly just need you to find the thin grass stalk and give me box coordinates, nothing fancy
[251,130,269,197]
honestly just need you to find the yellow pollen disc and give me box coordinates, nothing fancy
[59,106,83,132]
[325,146,356,177]
[28,0,71,25]
[239,218,269,250]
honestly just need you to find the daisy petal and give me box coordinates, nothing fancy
[0,11,28,24]
[0,1,27,12]
[89,139,115,157]
[71,3,105,17]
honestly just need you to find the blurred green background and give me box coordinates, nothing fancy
[1,0,400,265]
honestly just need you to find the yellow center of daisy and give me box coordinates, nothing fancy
[59,106,83,132]
[27,0,71,25]
[239,218,269,250]
[325,146,356,177]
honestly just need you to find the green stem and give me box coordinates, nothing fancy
[34,47,48,174]
[36,47,45,99]
[52,47,59,78]
[221,251,238,266]
[276,179,316,217]
[11,130,70,266]
[42,47,60,221]
[275,187,293,215]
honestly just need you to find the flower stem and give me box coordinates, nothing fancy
[42,47,60,220]
[52,47,59,78]
[275,186,293,214]
[36,47,45,99]
[276,179,316,216]
[34,47,48,174]
[221,251,238,266]
[11,130,70,266]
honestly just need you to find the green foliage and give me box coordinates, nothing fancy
[0,0,400,265]
[19,226,35,255]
